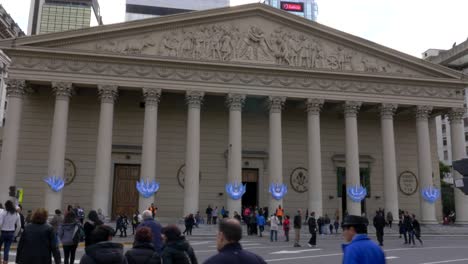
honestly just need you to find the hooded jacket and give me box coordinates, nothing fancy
[161,238,197,264]
[125,242,161,264]
[58,222,79,246]
[80,241,128,264]
[341,234,386,264]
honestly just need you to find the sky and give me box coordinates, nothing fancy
[0,0,467,58]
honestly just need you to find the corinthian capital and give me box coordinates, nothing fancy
[5,79,26,98]
[448,107,466,124]
[98,85,118,104]
[52,82,74,100]
[380,103,398,119]
[306,98,324,115]
[142,88,161,107]
[267,96,286,113]
[415,105,433,121]
[344,101,362,118]
[226,94,246,111]
[185,90,204,108]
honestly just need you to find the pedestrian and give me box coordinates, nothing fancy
[148,203,157,219]
[14,205,25,243]
[341,215,386,264]
[97,209,106,223]
[329,221,334,234]
[203,219,267,264]
[233,211,242,223]
[386,211,393,229]
[182,214,195,236]
[411,214,423,246]
[283,215,290,242]
[221,207,226,218]
[373,211,386,246]
[334,216,340,234]
[132,210,141,235]
[248,212,257,235]
[50,209,64,235]
[276,205,284,225]
[125,227,161,264]
[307,212,317,247]
[16,208,61,264]
[76,206,85,224]
[293,209,302,247]
[116,213,128,237]
[269,214,279,242]
[403,212,412,245]
[263,207,269,220]
[256,212,265,237]
[0,200,21,264]
[398,215,405,240]
[138,210,163,254]
[317,216,323,235]
[84,210,103,247]
[323,214,330,235]
[79,225,127,264]
[212,207,219,225]
[206,205,213,225]
[194,211,202,227]
[304,209,309,225]
[243,207,251,233]
[25,210,33,226]
[161,225,197,264]
[58,211,81,264]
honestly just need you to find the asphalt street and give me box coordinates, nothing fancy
[5,232,468,264]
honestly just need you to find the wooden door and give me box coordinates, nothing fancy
[112,164,140,219]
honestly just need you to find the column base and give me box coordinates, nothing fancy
[454,221,468,225]
[421,220,439,225]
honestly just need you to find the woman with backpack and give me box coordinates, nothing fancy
[161,225,197,264]
[0,200,21,264]
[58,211,82,264]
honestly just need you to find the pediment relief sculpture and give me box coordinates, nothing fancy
[83,21,420,77]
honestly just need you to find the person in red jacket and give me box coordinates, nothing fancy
[283,215,290,242]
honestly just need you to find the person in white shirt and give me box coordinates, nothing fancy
[269,214,279,242]
[0,200,21,263]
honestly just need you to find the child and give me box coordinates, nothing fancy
[283,215,290,242]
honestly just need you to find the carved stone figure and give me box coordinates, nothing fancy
[361,58,379,72]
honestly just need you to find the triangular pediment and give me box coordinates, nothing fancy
[1,4,464,80]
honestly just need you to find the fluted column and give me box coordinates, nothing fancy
[344,101,362,216]
[45,82,73,212]
[416,105,437,224]
[448,108,468,224]
[380,104,399,220]
[226,94,245,217]
[92,85,118,218]
[183,91,204,216]
[307,98,324,216]
[0,79,26,203]
[139,88,162,212]
[268,96,286,213]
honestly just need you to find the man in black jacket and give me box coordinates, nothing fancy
[80,225,128,264]
[373,211,386,246]
[293,209,302,247]
[307,212,317,247]
[203,219,266,264]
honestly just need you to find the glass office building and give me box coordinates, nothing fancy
[263,0,318,21]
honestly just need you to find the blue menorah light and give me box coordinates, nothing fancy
[347,184,367,202]
[269,183,288,200]
[421,186,440,204]
[136,179,160,198]
[44,176,65,192]
[225,182,247,200]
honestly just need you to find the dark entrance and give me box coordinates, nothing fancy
[337,167,370,216]
[242,169,259,208]
[112,164,140,220]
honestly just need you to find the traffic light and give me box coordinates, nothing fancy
[9,186,16,197]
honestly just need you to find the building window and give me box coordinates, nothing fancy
[444,151,449,160]
[443,138,447,146]
[464,117,468,127]
[465,132,468,141]
[442,124,446,133]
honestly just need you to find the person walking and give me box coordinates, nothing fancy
[14,205,25,243]
[334,216,340,234]
[76,206,85,224]
[138,210,163,254]
[84,210,103,247]
[116,213,128,238]
[307,212,317,248]
[50,209,64,243]
[59,211,82,264]
[268,214,279,242]
[161,225,197,264]
[283,215,290,242]
[398,215,406,242]
[293,210,302,247]
[16,208,61,264]
[256,212,265,237]
[406,215,416,246]
[323,214,330,235]
[386,211,393,229]
[276,206,284,225]
[341,215,386,264]
[79,225,127,264]
[317,216,323,235]
[248,212,257,236]
[203,219,267,264]
[411,214,423,246]
[206,206,213,225]
[132,211,141,235]
[212,207,219,225]
[125,227,161,264]
[148,204,157,219]
[403,212,412,245]
[373,211,386,246]
[0,200,21,264]
[97,209,106,223]
[182,214,195,236]
[233,211,242,223]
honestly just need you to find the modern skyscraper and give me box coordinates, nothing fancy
[28,0,103,35]
[125,0,230,21]
[262,0,318,21]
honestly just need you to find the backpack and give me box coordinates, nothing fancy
[72,224,85,244]
[77,208,85,219]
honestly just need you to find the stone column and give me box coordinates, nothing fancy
[448,108,468,224]
[138,88,162,212]
[183,91,204,216]
[380,103,399,220]
[226,94,245,217]
[45,82,73,212]
[92,85,118,217]
[306,98,324,216]
[344,101,362,216]
[268,96,286,213]
[0,79,26,203]
[416,105,437,224]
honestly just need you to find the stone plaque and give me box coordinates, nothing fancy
[177,164,202,189]
[290,167,308,193]
[398,171,418,196]
[64,159,76,186]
